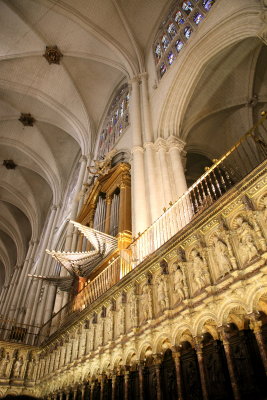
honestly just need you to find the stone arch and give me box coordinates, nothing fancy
[217,298,249,326]
[194,315,220,339]
[153,333,172,355]
[223,305,249,330]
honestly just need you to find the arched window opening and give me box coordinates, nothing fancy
[153,0,216,79]
[98,84,130,159]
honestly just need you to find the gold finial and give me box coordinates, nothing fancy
[169,201,173,206]
[163,207,166,212]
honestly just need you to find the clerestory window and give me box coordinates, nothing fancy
[98,84,130,159]
[153,0,216,80]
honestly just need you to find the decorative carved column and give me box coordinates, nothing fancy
[138,362,144,400]
[173,351,183,400]
[167,136,187,199]
[124,370,130,400]
[194,339,208,400]
[249,315,267,374]
[81,383,85,400]
[153,356,162,400]
[155,138,173,207]
[105,195,112,234]
[100,374,105,400]
[119,179,131,233]
[219,328,240,400]
[111,374,116,400]
[130,75,150,235]
[90,380,94,399]
[65,391,69,400]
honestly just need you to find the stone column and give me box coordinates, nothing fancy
[124,370,130,400]
[154,357,162,400]
[167,136,187,199]
[130,75,150,235]
[111,375,116,400]
[131,146,149,235]
[24,204,59,326]
[65,391,69,400]
[73,388,77,400]
[100,375,105,400]
[219,328,240,400]
[155,138,173,207]
[173,351,183,400]
[249,315,267,374]
[195,340,208,400]
[138,363,144,400]
[81,383,85,400]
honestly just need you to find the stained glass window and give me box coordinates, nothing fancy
[160,63,167,77]
[161,35,170,50]
[167,51,175,65]
[98,84,129,159]
[202,0,215,10]
[175,39,184,52]
[154,44,162,61]
[193,12,203,25]
[184,26,192,39]
[182,1,193,15]
[154,0,214,79]
[174,11,185,25]
[167,23,177,39]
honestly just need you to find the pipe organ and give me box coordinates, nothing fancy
[77,162,131,238]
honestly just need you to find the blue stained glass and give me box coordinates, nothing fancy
[174,11,185,25]
[175,39,184,52]
[120,101,125,117]
[167,51,175,65]
[155,43,162,60]
[161,34,169,50]
[182,1,194,15]
[167,23,177,39]
[202,0,215,10]
[193,12,203,25]
[184,26,192,39]
[160,63,167,77]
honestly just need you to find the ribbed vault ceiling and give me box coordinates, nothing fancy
[0,0,167,288]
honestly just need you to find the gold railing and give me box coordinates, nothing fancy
[131,112,267,264]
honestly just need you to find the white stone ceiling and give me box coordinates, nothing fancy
[0,0,167,288]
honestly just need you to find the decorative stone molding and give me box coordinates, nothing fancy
[43,46,63,65]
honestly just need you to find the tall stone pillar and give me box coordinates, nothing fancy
[249,314,267,374]
[194,339,208,400]
[155,138,173,208]
[124,370,129,400]
[173,351,183,400]
[167,136,187,199]
[219,328,240,400]
[138,363,144,400]
[111,375,116,400]
[130,76,150,235]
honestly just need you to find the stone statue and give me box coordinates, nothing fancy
[105,309,113,342]
[262,196,267,222]
[27,357,36,380]
[172,263,186,303]
[0,352,10,377]
[13,356,23,378]
[128,290,137,326]
[157,276,169,311]
[235,217,258,264]
[212,235,232,278]
[142,284,153,321]
[190,249,210,294]
[88,149,116,177]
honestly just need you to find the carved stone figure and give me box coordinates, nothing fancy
[95,321,103,348]
[235,217,258,264]
[262,196,267,222]
[26,357,35,380]
[128,290,137,326]
[142,284,153,321]
[172,263,185,302]
[157,276,169,311]
[212,235,232,278]
[13,356,23,378]
[117,298,125,335]
[0,352,10,377]
[190,249,210,294]
[105,310,113,342]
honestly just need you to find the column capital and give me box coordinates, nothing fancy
[154,137,167,152]
[131,145,144,155]
[80,155,88,163]
[129,75,141,85]
[139,72,148,81]
[167,136,186,152]
[144,141,154,150]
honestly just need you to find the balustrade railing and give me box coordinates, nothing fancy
[0,318,39,346]
[131,114,267,264]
